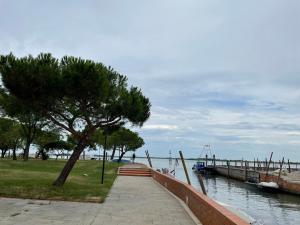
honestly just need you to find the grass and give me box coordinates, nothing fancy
[0,159,121,203]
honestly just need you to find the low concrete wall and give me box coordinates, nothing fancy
[260,173,300,195]
[151,169,249,225]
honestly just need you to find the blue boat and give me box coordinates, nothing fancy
[192,161,205,173]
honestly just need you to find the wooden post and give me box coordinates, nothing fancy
[265,158,268,170]
[145,150,150,166]
[227,160,230,178]
[277,157,285,183]
[244,160,248,181]
[253,158,256,171]
[179,151,191,185]
[288,159,291,173]
[145,150,153,168]
[266,152,273,176]
[198,174,207,195]
[205,154,208,167]
[213,154,216,168]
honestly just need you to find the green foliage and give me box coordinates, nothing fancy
[0,88,47,160]
[94,127,144,160]
[0,117,22,158]
[34,130,75,160]
[0,53,151,134]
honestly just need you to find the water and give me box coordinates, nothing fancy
[136,158,300,225]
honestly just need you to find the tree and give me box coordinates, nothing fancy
[92,126,122,160]
[114,128,144,162]
[0,117,22,159]
[0,89,47,161]
[34,129,72,160]
[0,53,151,186]
[94,127,144,161]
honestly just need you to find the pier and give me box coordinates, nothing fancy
[195,156,300,195]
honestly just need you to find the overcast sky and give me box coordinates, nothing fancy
[1,0,300,160]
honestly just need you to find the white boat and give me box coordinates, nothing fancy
[257,182,280,192]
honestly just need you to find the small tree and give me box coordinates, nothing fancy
[0,89,47,161]
[0,118,22,159]
[34,129,66,160]
[0,53,151,186]
[115,128,144,162]
[95,127,144,161]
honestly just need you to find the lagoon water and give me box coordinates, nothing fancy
[136,158,300,225]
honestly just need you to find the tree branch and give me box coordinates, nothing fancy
[47,114,78,137]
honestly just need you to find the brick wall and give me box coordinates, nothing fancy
[151,170,249,225]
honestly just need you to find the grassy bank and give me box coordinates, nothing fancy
[0,159,120,203]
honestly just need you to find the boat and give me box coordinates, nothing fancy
[192,161,205,173]
[192,144,213,173]
[257,182,280,192]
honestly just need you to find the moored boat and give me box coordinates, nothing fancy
[257,181,280,192]
[192,161,205,173]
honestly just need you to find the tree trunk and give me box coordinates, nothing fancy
[1,149,6,158]
[23,140,31,161]
[12,147,17,160]
[118,151,125,162]
[52,142,86,186]
[110,145,117,160]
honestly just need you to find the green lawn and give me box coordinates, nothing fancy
[0,159,121,203]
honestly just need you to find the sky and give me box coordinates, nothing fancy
[0,0,300,160]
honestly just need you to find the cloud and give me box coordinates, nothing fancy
[1,0,300,160]
[143,124,178,131]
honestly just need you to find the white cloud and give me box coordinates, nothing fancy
[143,124,178,131]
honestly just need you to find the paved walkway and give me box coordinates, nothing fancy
[0,168,198,225]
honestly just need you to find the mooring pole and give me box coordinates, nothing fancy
[288,159,291,173]
[205,154,208,167]
[227,160,230,178]
[244,160,248,181]
[277,157,284,183]
[179,151,191,185]
[198,174,207,195]
[213,154,216,168]
[145,150,153,168]
[266,152,273,176]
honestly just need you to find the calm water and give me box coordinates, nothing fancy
[136,158,300,225]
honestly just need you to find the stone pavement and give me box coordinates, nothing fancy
[0,173,199,225]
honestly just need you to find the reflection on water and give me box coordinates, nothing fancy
[136,158,300,225]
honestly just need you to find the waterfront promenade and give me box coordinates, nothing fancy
[0,166,199,225]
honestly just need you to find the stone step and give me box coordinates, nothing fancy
[118,173,152,177]
[119,173,152,176]
[119,169,151,173]
[119,168,151,171]
[118,167,152,177]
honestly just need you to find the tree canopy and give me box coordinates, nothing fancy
[94,127,144,161]
[34,129,73,160]
[0,53,151,186]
